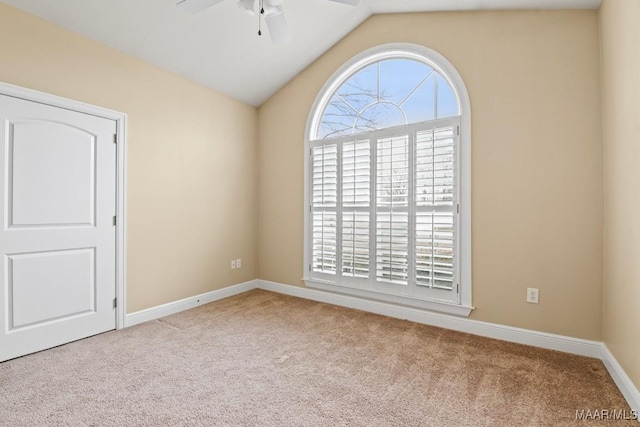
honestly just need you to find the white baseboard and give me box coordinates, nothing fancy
[601,345,640,413]
[125,280,258,327]
[256,280,602,358]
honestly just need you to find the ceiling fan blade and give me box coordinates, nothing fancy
[265,10,291,45]
[327,0,359,5]
[176,0,225,14]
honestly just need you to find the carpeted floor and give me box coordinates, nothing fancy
[0,289,634,426]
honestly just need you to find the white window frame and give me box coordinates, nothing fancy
[304,43,472,317]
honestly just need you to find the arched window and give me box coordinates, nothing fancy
[304,44,472,316]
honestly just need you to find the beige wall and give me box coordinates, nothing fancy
[600,0,640,389]
[258,10,604,340]
[0,4,610,343]
[0,4,258,313]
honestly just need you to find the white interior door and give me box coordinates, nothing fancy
[0,94,117,362]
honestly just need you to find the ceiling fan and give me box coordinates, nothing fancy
[175,0,359,44]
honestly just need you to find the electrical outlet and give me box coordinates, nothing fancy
[236,258,242,269]
[231,260,236,269]
[527,288,539,304]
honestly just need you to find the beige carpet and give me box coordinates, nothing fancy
[0,290,634,426]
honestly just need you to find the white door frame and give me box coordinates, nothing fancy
[0,81,128,329]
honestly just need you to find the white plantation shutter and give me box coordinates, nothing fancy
[416,212,454,290]
[312,211,337,274]
[312,145,338,207]
[342,140,370,207]
[376,135,409,208]
[342,211,369,278]
[342,140,370,278]
[376,135,409,285]
[312,145,338,274]
[415,126,456,291]
[376,212,409,284]
[308,118,460,304]
[416,127,455,207]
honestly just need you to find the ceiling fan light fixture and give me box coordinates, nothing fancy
[262,2,281,16]
[177,0,358,45]
[237,0,256,15]
[264,9,290,44]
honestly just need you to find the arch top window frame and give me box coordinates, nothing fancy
[304,43,473,317]
[308,44,468,142]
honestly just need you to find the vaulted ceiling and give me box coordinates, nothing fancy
[0,0,600,106]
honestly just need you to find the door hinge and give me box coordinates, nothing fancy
[113,215,117,226]
[456,126,460,136]
[113,297,117,309]
[456,284,459,294]
[113,134,118,144]
[308,264,312,272]
[457,204,460,214]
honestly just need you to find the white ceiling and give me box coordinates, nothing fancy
[0,0,600,106]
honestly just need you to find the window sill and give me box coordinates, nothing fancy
[303,278,474,317]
